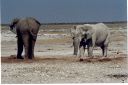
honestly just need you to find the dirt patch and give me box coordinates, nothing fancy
[1,54,127,64]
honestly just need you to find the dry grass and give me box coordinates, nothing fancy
[37,37,72,44]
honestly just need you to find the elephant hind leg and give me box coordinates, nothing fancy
[22,34,29,59]
[101,45,107,57]
[28,35,36,59]
[101,45,105,56]
[31,40,36,59]
[17,35,24,59]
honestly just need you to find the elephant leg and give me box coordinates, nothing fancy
[101,46,105,56]
[104,46,107,57]
[79,46,85,57]
[103,37,109,57]
[28,34,37,59]
[31,40,36,59]
[73,40,79,56]
[17,35,24,59]
[73,38,80,56]
[28,37,32,59]
[87,46,93,57]
[101,45,107,57]
[74,44,78,55]
[28,39,36,59]
[22,34,29,59]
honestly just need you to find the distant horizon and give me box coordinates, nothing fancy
[1,20,127,25]
[1,0,127,24]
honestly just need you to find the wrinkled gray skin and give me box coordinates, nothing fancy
[71,23,110,58]
[10,17,41,59]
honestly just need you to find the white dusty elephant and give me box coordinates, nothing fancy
[71,23,110,58]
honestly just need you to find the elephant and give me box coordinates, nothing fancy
[10,17,41,59]
[71,23,110,58]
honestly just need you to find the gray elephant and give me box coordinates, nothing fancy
[71,23,110,58]
[10,17,41,59]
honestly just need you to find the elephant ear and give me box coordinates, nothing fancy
[10,18,19,29]
[70,25,77,37]
[35,19,41,26]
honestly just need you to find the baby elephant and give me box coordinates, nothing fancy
[10,17,41,59]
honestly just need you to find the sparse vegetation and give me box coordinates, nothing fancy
[1,23,127,83]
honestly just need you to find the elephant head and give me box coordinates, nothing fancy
[73,24,94,43]
[70,25,86,55]
[70,24,94,56]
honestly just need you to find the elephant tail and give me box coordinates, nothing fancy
[26,19,38,41]
[30,30,37,41]
[104,30,110,45]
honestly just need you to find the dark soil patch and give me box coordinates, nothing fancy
[107,74,128,79]
[81,56,127,63]
[1,54,127,64]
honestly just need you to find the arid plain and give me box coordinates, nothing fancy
[1,23,128,83]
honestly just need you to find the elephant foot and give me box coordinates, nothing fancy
[79,56,87,61]
[28,57,33,59]
[79,58,84,61]
[88,56,94,59]
[24,57,33,60]
[17,56,24,59]
[28,56,34,59]
[100,56,107,59]
[103,55,107,57]
[90,56,94,59]
[73,53,77,56]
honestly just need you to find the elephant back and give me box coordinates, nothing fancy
[26,17,40,29]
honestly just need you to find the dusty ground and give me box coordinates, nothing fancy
[1,23,128,83]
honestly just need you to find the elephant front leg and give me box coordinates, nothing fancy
[73,40,79,56]
[17,36,24,59]
[73,45,78,56]
[87,46,93,57]
[79,46,85,58]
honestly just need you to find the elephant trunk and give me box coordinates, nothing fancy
[73,38,80,55]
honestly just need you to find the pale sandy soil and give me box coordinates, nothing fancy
[1,24,128,83]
